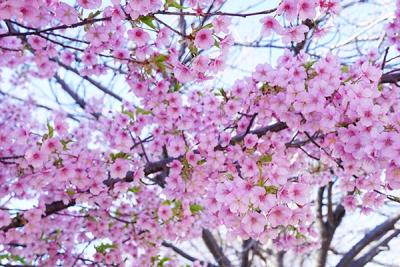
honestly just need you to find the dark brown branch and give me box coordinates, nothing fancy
[0,18,108,38]
[202,229,232,267]
[0,200,75,232]
[336,214,400,267]
[56,60,123,102]
[351,229,400,267]
[155,8,277,18]
[162,241,217,267]
[380,72,400,84]
[240,239,254,267]
[317,183,346,267]
[54,74,100,119]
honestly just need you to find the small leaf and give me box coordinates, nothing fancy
[189,204,204,214]
[154,54,168,72]
[265,185,278,194]
[140,16,156,30]
[167,0,184,9]
[60,139,73,150]
[197,159,206,165]
[87,10,101,20]
[259,154,272,164]
[136,107,152,115]
[122,109,135,120]
[214,39,220,48]
[66,188,75,197]
[47,122,54,138]
[95,243,117,254]
[303,61,316,70]
[157,257,170,267]
[110,152,130,161]
[341,65,349,73]
[128,186,140,193]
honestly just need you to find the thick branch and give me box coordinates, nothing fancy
[351,229,400,267]
[0,200,75,232]
[380,72,400,84]
[202,229,232,267]
[336,214,400,267]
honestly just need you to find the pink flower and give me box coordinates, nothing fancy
[110,158,129,178]
[342,195,357,211]
[168,137,186,158]
[128,28,150,46]
[0,210,11,228]
[55,2,78,25]
[212,16,231,34]
[298,0,317,20]
[288,183,310,205]
[77,0,102,9]
[241,157,259,178]
[244,134,258,148]
[277,0,298,22]
[282,25,309,44]
[85,26,109,46]
[25,148,47,168]
[173,64,194,83]
[253,64,272,82]
[260,17,282,36]
[42,138,61,154]
[268,205,292,227]
[27,36,47,50]
[158,205,173,220]
[194,29,214,50]
[242,212,266,234]
[61,51,74,65]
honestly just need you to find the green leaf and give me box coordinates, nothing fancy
[47,122,54,138]
[140,16,156,30]
[172,82,181,92]
[128,186,140,194]
[197,159,206,165]
[265,185,278,194]
[157,257,170,267]
[189,44,199,56]
[60,139,73,150]
[87,10,101,20]
[172,200,182,216]
[203,23,213,29]
[66,188,75,197]
[154,54,168,72]
[341,65,349,73]
[303,61,316,70]
[214,39,220,48]
[167,0,184,9]
[95,243,117,254]
[12,255,26,264]
[259,154,272,164]
[189,204,203,214]
[110,152,130,161]
[122,109,135,120]
[0,254,26,264]
[136,107,152,115]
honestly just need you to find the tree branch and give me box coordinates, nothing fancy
[336,214,400,267]
[201,229,232,267]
